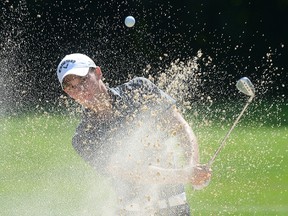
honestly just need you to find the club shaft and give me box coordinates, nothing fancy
[207,96,254,168]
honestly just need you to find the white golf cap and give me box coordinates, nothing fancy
[57,53,97,87]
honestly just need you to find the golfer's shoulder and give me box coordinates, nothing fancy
[115,77,159,96]
[127,77,156,89]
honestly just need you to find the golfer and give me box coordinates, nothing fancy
[57,53,211,215]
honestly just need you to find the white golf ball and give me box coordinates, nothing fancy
[125,16,135,27]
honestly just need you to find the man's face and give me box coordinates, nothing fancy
[63,70,99,106]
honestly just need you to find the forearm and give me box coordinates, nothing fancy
[170,108,199,165]
[148,165,212,189]
[107,163,211,189]
[147,165,192,184]
[180,119,199,164]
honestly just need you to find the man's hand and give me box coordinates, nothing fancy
[190,164,212,190]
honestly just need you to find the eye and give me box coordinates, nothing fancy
[79,78,86,86]
[78,76,89,88]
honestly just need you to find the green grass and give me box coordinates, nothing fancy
[0,114,116,216]
[0,108,287,215]
[189,125,287,215]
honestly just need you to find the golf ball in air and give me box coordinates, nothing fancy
[125,16,135,27]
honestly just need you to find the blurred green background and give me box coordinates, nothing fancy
[0,101,287,215]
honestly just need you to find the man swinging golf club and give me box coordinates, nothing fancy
[57,53,212,215]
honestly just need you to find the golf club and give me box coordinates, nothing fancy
[207,77,255,168]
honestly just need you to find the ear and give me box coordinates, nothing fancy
[95,66,102,80]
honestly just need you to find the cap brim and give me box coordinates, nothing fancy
[60,67,89,87]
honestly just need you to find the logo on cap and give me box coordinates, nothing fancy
[58,59,76,74]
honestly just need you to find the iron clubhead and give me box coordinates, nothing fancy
[236,77,255,97]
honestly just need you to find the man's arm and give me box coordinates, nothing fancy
[106,106,211,187]
[107,162,211,186]
[164,106,199,166]
[156,106,212,189]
